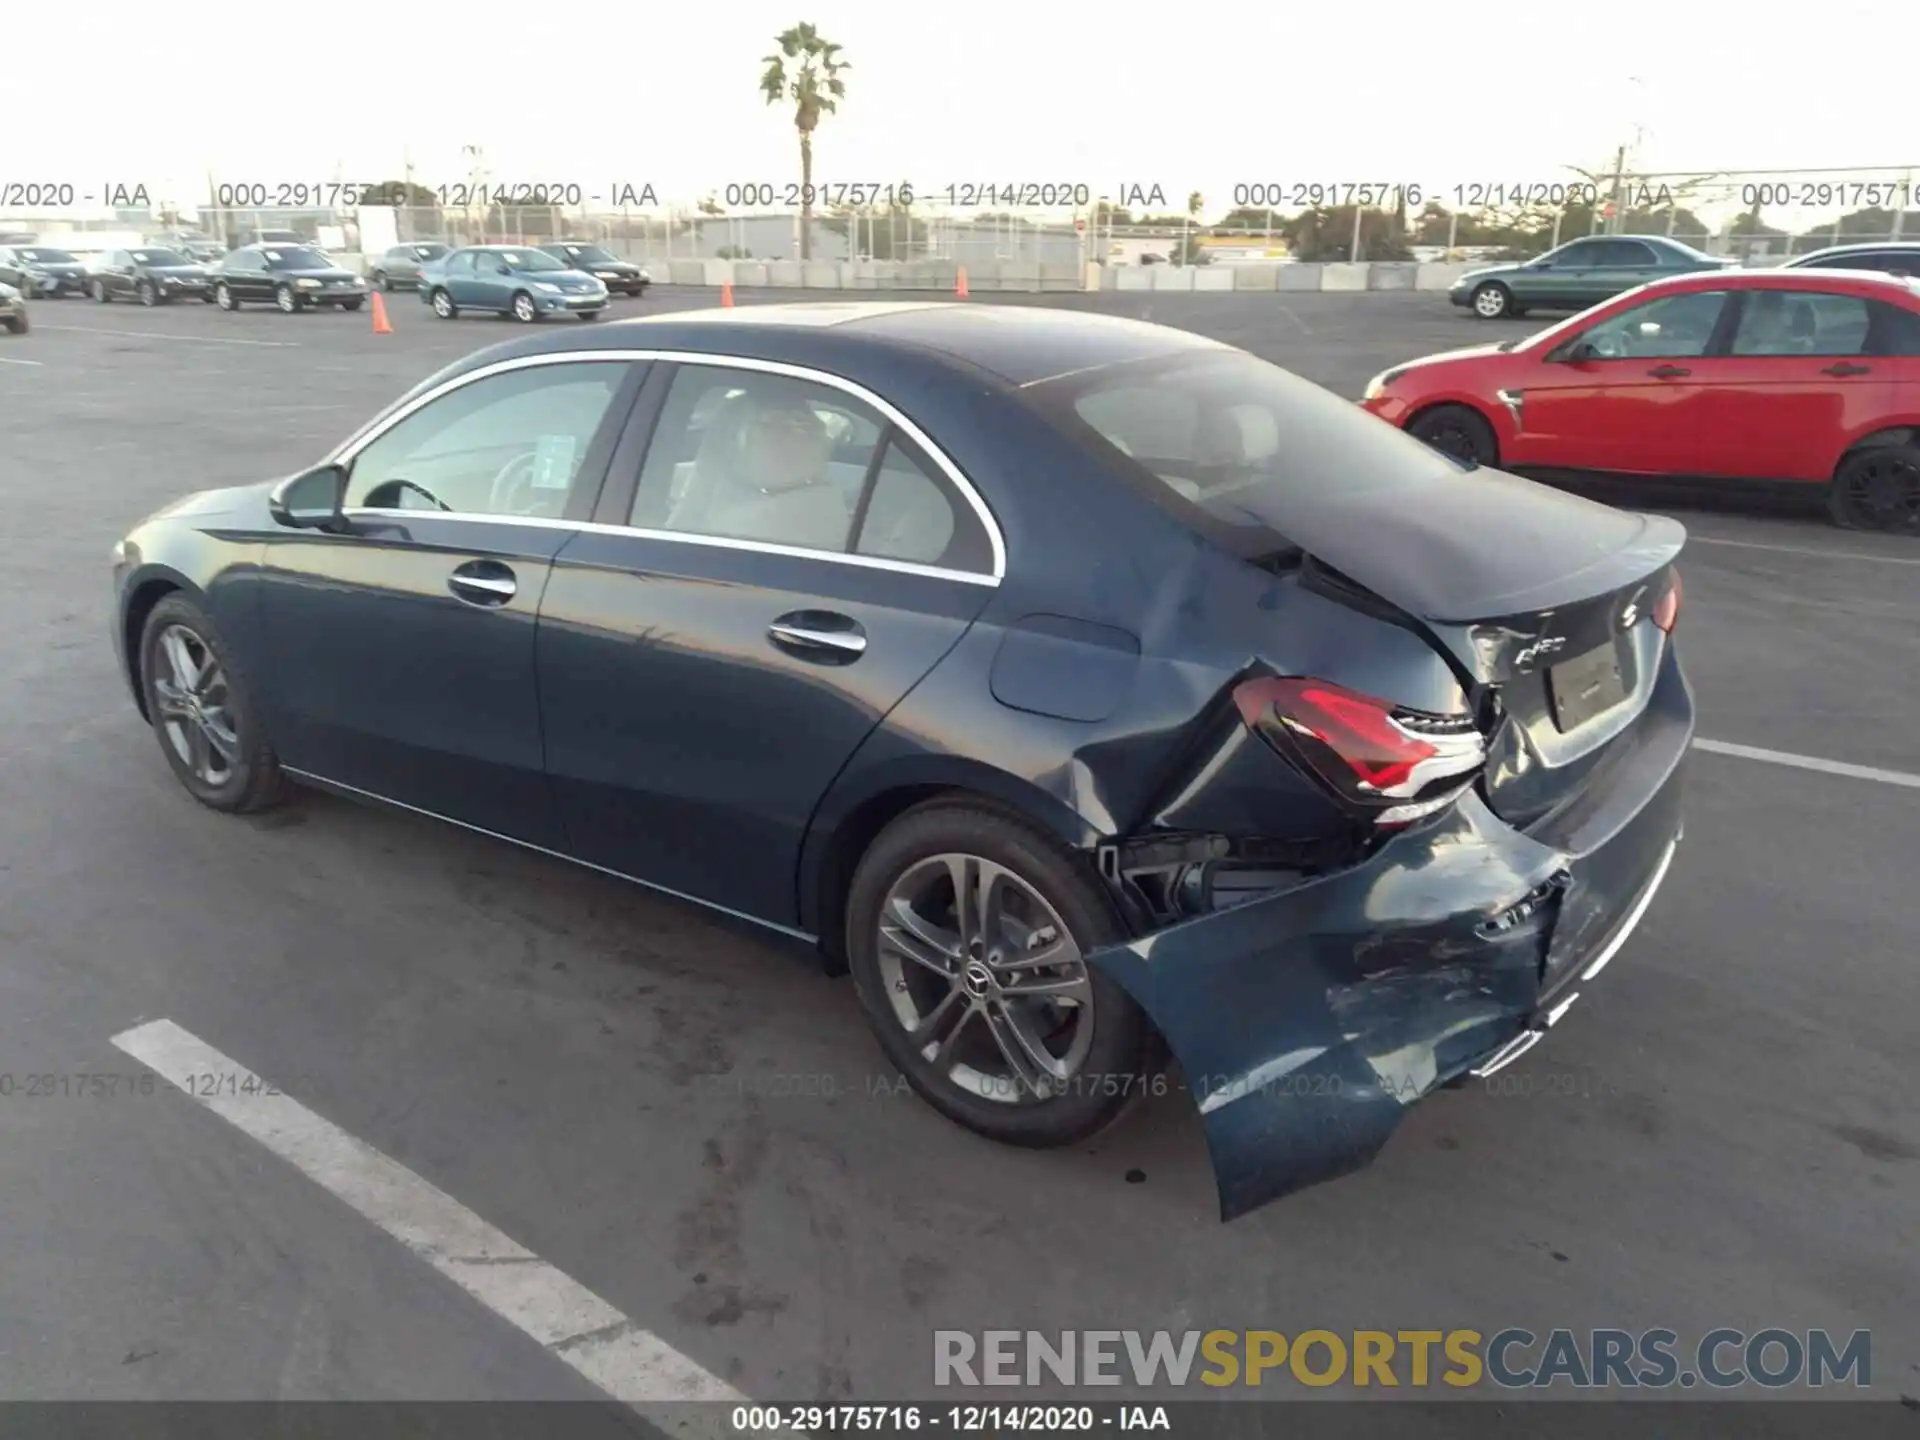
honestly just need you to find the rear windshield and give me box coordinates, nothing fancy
[264,248,330,270]
[1024,350,1465,554]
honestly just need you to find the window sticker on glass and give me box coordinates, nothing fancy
[531,434,578,490]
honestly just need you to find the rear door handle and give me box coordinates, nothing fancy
[1822,362,1872,376]
[447,559,517,607]
[1646,364,1692,379]
[768,611,867,662]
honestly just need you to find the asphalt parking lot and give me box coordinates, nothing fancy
[0,285,1916,1414]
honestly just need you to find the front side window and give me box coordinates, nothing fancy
[1548,240,1606,267]
[493,249,566,272]
[344,362,630,518]
[131,249,187,266]
[1577,290,1729,359]
[1730,290,1872,356]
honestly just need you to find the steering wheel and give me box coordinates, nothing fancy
[487,451,560,517]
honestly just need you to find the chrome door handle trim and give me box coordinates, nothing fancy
[768,622,866,655]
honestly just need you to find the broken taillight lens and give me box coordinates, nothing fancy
[1233,676,1488,826]
[1652,568,1682,633]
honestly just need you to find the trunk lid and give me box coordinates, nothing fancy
[1279,469,1684,830]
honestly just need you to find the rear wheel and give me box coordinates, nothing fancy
[1470,282,1512,319]
[845,800,1152,1147]
[138,595,286,814]
[1828,443,1920,534]
[373,270,390,291]
[430,287,457,319]
[1409,404,1499,467]
[3,311,25,334]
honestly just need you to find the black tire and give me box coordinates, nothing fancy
[1469,281,1512,319]
[373,270,390,291]
[201,293,217,303]
[1828,443,1920,535]
[94,280,112,303]
[430,287,457,319]
[341,298,364,312]
[577,309,602,322]
[844,799,1152,1148]
[215,281,239,311]
[3,312,25,334]
[1408,403,1500,467]
[510,290,539,323]
[137,279,157,306]
[275,283,301,314]
[138,594,287,814]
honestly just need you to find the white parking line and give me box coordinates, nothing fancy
[1694,738,1920,790]
[1688,536,1920,567]
[0,354,44,366]
[36,325,298,348]
[112,1019,754,1429]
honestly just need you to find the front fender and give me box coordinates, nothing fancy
[1087,791,1567,1221]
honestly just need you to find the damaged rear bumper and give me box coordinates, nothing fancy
[1087,643,1693,1221]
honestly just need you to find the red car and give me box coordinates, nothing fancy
[1362,268,1920,533]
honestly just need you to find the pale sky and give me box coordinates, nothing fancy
[9,2,1914,226]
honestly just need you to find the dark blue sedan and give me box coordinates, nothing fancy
[108,303,1692,1219]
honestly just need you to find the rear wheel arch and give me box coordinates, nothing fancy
[801,768,1107,971]
[1834,426,1918,467]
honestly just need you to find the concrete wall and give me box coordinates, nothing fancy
[593,258,1485,294]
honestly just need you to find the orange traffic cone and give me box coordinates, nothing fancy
[370,290,392,335]
[720,280,734,308]
[955,266,969,299]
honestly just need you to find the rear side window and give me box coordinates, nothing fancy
[1731,290,1871,356]
[1871,300,1920,356]
[1026,350,1462,551]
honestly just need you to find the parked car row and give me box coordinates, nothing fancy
[371,240,650,298]
[1381,266,1920,533]
[1450,237,1920,320]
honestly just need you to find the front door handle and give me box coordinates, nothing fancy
[1822,362,1871,376]
[768,611,867,662]
[447,559,517,607]
[1646,364,1692,379]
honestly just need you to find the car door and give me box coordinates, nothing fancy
[450,250,491,307]
[252,356,648,845]
[1522,238,1606,308]
[1576,238,1661,305]
[1684,288,1908,481]
[224,249,262,301]
[535,358,1003,929]
[1507,286,1737,476]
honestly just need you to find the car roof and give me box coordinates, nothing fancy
[450,301,1227,387]
[1635,267,1920,299]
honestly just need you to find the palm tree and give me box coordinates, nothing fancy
[759,23,849,262]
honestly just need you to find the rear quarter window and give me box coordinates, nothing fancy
[1025,350,1463,554]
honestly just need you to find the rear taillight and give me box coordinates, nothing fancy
[1652,569,1682,633]
[1233,677,1487,827]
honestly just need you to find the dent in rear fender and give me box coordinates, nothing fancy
[1086,791,1566,1221]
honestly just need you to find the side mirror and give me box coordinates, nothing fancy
[268,464,350,532]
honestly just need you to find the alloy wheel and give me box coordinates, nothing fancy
[151,624,240,787]
[1472,284,1508,319]
[138,281,155,306]
[216,283,233,310]
[1838,452,1920,533]
[875,853,1097,1104]
[276,285,296,313]
[512,293,536,322]
[432,290,453,318]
